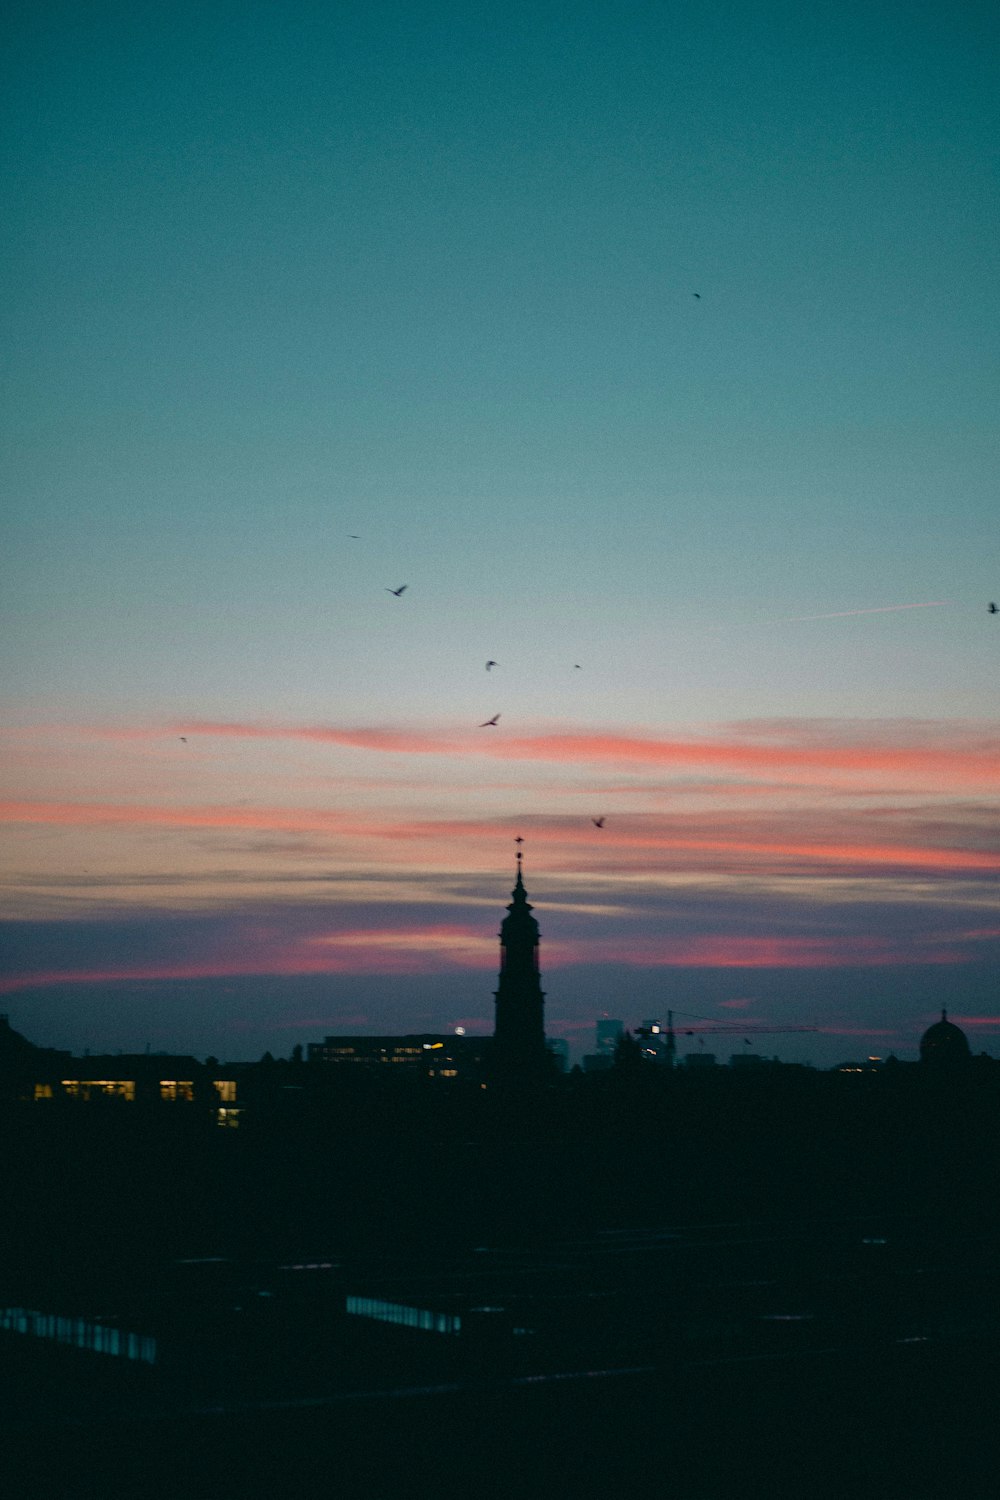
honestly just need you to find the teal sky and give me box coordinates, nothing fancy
[2,2,998,1063]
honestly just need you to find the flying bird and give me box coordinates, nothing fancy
[386,585,407,596]
[485,660,498,670]
[692,292,701,299]
[989,602,998,613]
[179,737,187,743]
[479,714,500,727]
[592,816,605,828]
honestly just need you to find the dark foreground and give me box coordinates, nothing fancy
[4,1337,1000,1499]
[2,1071,1000,1497]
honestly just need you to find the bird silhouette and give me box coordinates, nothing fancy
[592,816,605,828]
[485,660,497,670]
[989,602,998,613]
[573,663,581,669]
[692,292,701,299]
[479,714,500,727]
[179,737,187,743]
[386,585,407,596]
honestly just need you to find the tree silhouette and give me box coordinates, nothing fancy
[613,1030,644,1073]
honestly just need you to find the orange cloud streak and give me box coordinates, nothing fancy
[566,934,963,968]
[2,799,997,875]
[0,799,363,834]
[148,720,998,790]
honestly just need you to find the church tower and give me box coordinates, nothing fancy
[492,843,547,1078]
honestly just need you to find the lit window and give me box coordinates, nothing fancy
[213,1080,236,1103]
[33,1084,53,1101]
[61,1079,136,1102]
[159,1080,194,1102]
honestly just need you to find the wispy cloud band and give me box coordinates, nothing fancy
[3,798,997,876]
[67,717,999,791]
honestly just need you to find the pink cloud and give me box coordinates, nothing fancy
[2,799,996,878]
[311,923,497,969]
[0,917,985,997]
[71,718,1000,792]
[608,935,928,968]
[491,732,997,789]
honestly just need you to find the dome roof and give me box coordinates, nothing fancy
[919,1009,971,1066]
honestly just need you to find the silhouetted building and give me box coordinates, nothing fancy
[919,1009,972,1069]
[582,1052,613,1073]
[492,851,548,1079]
[583,1017,624,1072]
[547,1038,570,1073]
[40,1054,228,1107]
[684,1051,717,1070]
[730,1052,766,1070]
[0,1013,71,1100]
[307,1033,487,1079]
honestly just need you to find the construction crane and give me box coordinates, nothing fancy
[634,1009,817,1066]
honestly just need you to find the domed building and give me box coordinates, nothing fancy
[918,1009,972,1068]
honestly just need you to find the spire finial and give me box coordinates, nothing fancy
[513,836,525,891]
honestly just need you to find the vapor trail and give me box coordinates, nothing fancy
[772,602,952,624]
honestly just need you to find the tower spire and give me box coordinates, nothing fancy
[492,838,547,1079]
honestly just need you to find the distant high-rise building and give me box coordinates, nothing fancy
[595,1019,624,1056]
[492,849,547,1078]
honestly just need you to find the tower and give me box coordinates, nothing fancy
[492,842,547,1078]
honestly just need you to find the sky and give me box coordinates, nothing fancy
[2,0,998,1066]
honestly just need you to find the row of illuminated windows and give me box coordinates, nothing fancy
[313,1051,461,1065]
[34,1079,237,1102]
[346,1295,461,1336]
[0,1307,158,1365]
[56,1080,136,1101]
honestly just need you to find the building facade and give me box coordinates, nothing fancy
[307,1034,487,1079]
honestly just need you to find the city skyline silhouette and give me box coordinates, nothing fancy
[2,1,998,1071]
[2,3,999,1490]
